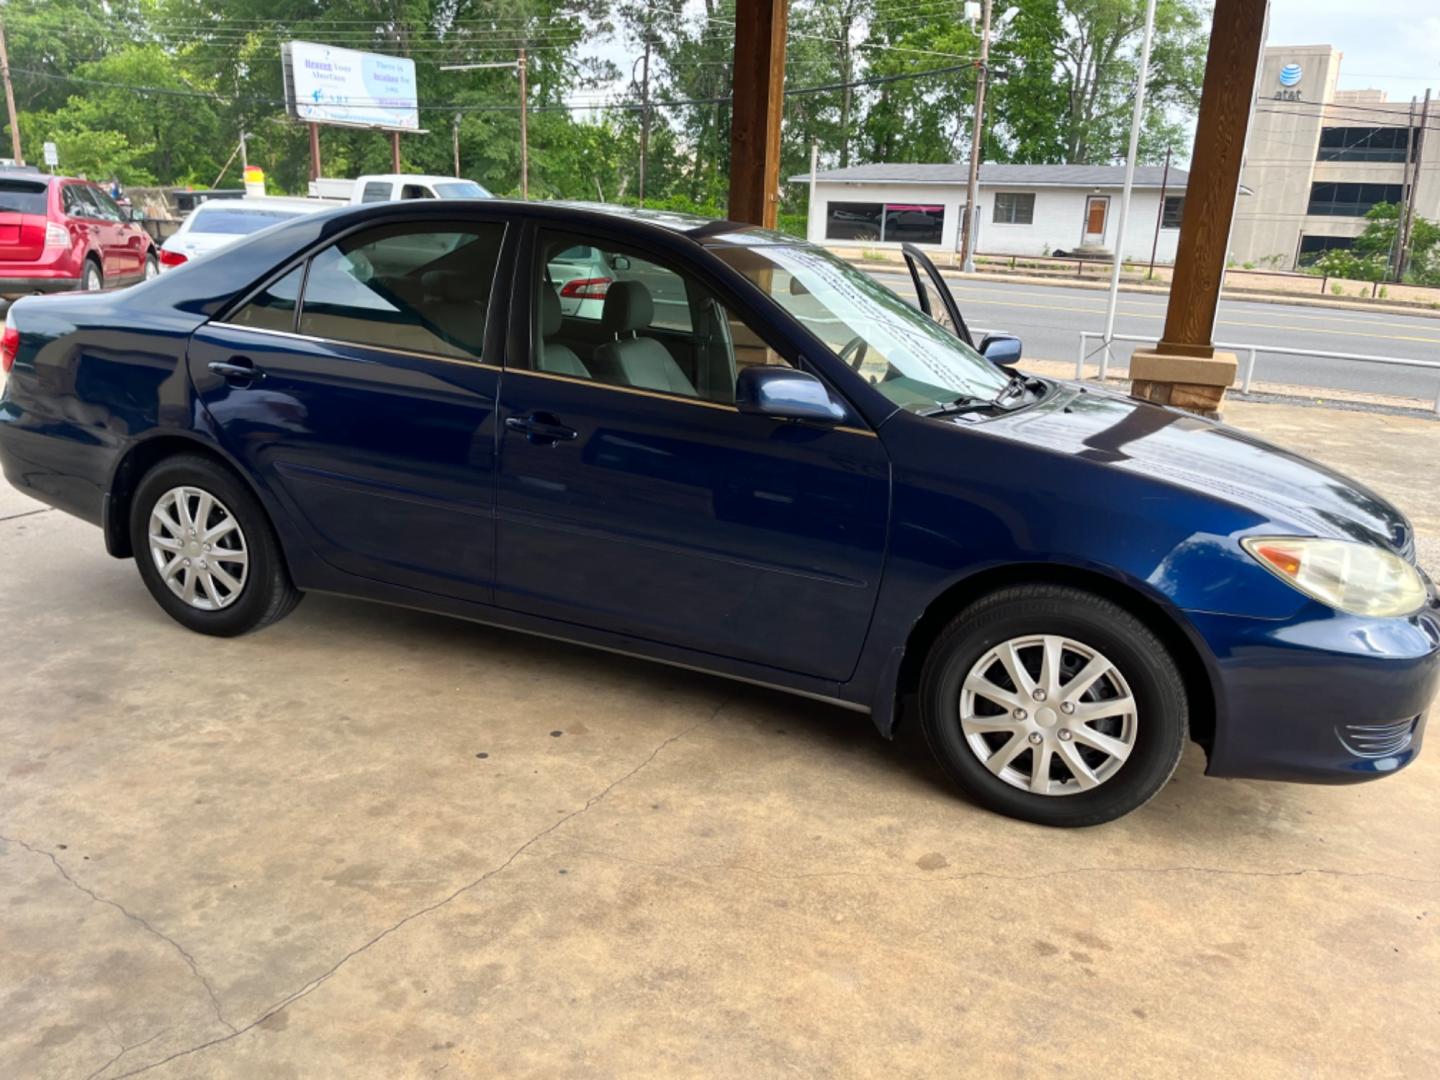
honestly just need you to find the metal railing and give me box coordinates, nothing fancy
[1075,331,1440,415]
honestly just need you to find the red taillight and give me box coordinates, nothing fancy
[1,323,18,374]
[158,248,188,267]
[559,276,611,300]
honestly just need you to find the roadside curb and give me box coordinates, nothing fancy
[848,262,1440,320]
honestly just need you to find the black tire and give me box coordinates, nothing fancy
[82,258,103,292]
[918,584,1187,827]
[129,453,302,636]
[143,252,159,281]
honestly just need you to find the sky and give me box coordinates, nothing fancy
[1266,0,1440,103]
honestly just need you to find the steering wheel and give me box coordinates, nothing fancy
[838,334,869,371]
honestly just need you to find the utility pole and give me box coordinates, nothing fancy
[0,20,22,165]
[1393,97,1417,280]
[1101,0,1157,365]
[1148,146,1172,279]
[239,130,248,171]
[518,48,529,200]
[839,6,854,167]
[960,0,992,272]
[1399,88,1430,281]
[808,140,819,239]
[453,113,461,177]
[638,22,653,205]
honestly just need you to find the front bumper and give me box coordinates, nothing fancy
[1190,599,1439,783]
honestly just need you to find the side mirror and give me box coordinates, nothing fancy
[980,333,1022,366]
[736,366,847,425]
[610,254,632,271]
[128,208,146,222]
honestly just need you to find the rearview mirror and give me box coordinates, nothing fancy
[736,366,846,425]
[980,334,1022,367]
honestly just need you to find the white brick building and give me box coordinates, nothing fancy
[790,163,1191,263]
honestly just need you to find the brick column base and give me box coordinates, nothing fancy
[1128,348,1238,419]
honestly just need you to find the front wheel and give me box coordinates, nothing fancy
[129,454,302,636]
[918,584,1187,827]
[143,253,159,280]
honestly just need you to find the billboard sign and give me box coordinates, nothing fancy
[282,41,419,132]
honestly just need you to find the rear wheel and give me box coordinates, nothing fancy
[918,584,1187,827]
[82,259,103,291]
[129,454,302,636]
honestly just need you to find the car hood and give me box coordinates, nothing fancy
[976,383,1413,557]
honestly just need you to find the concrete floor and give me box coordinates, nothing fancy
[2,401,1438,1079]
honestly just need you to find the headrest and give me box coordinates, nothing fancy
[422,270,486,303]
[600,280,653,334]
[541,286,562,336]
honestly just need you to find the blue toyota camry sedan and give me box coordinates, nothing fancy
[1,200,1434,825]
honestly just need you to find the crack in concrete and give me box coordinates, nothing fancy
[0,835,238,1036]
[0,506,54,523]
[106,703,721,1079]
[86,1029,167,1080]
[559,846,1440,889]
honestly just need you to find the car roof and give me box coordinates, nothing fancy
[359,174,480,185]
[524,200,796,247]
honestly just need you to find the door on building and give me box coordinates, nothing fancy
[1083,196,1109,246]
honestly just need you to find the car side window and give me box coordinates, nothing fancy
[532,231,789,404]
[89,187,124,221]
[296,221,505,361]
[400,184,434,200]
[360,181,392,203]
[61,185,90,218]
[228,265,305,334]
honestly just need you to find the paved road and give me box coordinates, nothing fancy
[871,273,1440,401]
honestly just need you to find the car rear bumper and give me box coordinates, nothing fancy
[0,274,82,298]
[1189,601,1440,783]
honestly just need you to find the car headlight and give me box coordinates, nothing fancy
[1242,537,1428,617]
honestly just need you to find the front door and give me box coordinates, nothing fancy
[902,242,975,346]
[493,226,890,681]
[188,217,513,602]
[1083,196,1109,246]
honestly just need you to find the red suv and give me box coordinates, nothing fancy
[0,171,158,299]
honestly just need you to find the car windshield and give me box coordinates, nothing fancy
[190,207,308,235]
[710,243,1010,410]
[433,181,491,199]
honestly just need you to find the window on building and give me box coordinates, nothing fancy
[992,192,1035,225]
[824,201,945,244]
[1297,234,1356,266]
[1161,195,1185,229]
[1317,127,1416,163]
[825,202,884,241]
[1306,182,1404,217]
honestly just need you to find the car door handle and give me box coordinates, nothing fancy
[208,357,262,384]
[505,413,578,444]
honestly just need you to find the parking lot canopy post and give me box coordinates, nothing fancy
[1128,0,1267,417]
[727,0,788,227]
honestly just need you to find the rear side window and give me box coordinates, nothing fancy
[191,208,303,235]
[399,184,434,200]
[61,185,91,217]
[296,221,506,361]
[0,179,49,214]
[360,181,392,203]
[228,265,305,334]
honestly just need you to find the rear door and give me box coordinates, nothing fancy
[188,214,515,602]
[902,242,974,347]
[88,186,146,279]
[67,185,126,280]
[0,177,51,265]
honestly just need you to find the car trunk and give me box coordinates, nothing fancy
[0,179,51,261]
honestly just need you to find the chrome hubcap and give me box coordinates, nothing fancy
[148,486,248,611]
[960,634,1138,796]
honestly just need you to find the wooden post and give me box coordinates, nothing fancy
[390,130,401,172]
[1128,0,1267,417]
[308,123,322,182]
[518,49,529,200]
[727,0,788,227]
[0,20,22,165]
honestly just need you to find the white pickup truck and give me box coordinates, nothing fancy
[307,174,493,203]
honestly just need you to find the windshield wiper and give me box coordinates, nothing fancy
[918,373,1048,419]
